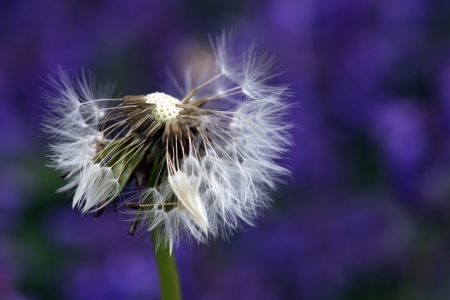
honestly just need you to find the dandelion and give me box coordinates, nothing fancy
[44,33,291,253]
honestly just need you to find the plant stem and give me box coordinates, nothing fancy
[151,230,182,300]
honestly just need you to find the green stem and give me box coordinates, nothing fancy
[151,230,182,300]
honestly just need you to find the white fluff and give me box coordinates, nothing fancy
[44,69,120,212]
[168,171,209,234]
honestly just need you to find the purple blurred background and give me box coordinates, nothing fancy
[1,0,450,299]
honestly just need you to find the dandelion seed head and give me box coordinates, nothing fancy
[146,92,183,123]
[44,32,292,251]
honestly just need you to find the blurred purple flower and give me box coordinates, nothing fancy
[66,253,158,300]
[0,165,37,233]
[369,100,430,200]
[371,100,429,173]
[438,58,450,135]
[0,243,28,300]
[45,208,161,299]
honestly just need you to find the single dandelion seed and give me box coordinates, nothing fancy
[44,32,292,252]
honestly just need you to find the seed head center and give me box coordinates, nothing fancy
[145,92,183,123]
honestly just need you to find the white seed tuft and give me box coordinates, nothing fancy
[168,171,209,234]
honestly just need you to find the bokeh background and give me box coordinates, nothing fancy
[1,0,450,299]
